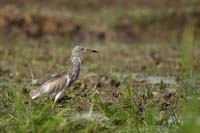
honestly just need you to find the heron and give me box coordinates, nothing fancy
[29,46,98,103]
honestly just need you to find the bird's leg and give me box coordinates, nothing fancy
[55,91,65,102]
[88,88,97,117]
[52,90,65,109]
[51,101,56,109]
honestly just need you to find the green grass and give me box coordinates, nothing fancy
[0,31,200,132]
[0,75,199,132]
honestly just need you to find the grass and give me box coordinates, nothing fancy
[0,76,198,132]
[0,36,200,132]
[0,3,200,131]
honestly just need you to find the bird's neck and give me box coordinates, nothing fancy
[69,56,81,82]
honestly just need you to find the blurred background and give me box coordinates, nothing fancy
[0,0,199,44]
[0,0,200,82]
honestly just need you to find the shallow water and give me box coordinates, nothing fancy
[72,112,109,121]
[134,76,177,85]
[0,108,13,113]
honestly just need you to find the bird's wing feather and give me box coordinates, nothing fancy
[40,70,67,85]
[30,71,69,99]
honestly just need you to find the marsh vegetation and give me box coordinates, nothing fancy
[0,0,200,132]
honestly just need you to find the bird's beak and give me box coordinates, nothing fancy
[84,48,99,53]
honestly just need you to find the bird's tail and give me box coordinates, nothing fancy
[30,89,41,99]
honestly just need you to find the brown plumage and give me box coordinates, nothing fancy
[30,71,68,99]
[29,46,98,102]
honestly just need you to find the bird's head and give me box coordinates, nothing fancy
[71,46,98,58]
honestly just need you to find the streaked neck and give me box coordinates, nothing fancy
[69,56,81,82]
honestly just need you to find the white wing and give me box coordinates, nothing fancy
[30,71,70,99]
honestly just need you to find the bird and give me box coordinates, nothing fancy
[29,45,98,103]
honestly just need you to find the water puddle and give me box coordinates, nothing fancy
[167,115,182,126]
[72,112,109,121]
[134,76,177,85]
[0,108,13,113]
